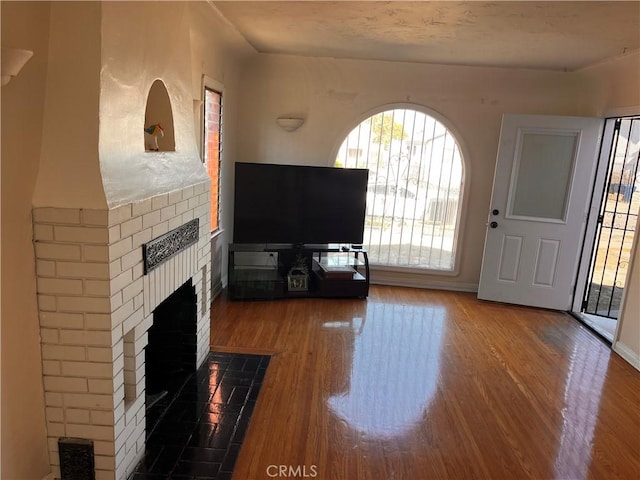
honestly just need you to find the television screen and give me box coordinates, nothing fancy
[233,162,369,245]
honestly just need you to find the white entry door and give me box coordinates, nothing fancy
[478,114,603,310]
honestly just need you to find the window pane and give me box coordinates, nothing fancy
[204,88,222,232]
[510,132,577,220]
[335,109,464,271]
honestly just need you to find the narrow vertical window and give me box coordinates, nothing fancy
[204,87,223,233]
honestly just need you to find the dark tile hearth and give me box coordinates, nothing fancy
[132,352,270,480]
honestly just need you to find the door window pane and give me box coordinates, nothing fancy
[510,132,577,220]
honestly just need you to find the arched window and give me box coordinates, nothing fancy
[335,107,465,271]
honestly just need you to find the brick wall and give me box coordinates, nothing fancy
[33,181,212,480]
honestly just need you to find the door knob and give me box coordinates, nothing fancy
[492,209,500,215]
[490,221,498,229]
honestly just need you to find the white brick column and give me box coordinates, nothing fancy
[34,181,212,480]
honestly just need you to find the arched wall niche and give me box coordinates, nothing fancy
[144,79,176,152]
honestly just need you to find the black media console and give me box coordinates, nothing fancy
[228,243,370,300]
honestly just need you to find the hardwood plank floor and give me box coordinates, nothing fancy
[210,286,640,480]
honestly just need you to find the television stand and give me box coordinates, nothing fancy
[228,243,369,300]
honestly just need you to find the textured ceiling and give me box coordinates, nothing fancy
[212,1,640,71]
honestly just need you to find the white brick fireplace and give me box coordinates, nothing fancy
[33,182,212,480]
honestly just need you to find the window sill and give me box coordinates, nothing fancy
[210,228,225,240]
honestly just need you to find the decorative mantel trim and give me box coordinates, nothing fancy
[143,218,199,274]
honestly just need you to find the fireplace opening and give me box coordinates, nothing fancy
[145,279,197,435]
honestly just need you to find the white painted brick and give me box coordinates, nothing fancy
[113,354,125,377]
[94,440,116,456]
[175,199,189,215]
[110,258,123,277]
[82,209,109,226]
[89,378,115,394]
[46,422,65,437]
[132,228,152,249]
[198,192,209,206]
[109,204,132,226]
[85,279,111,296]
[43,376,88,392]
[84,245,109,262]
[63,393,114,409]
[66,408,90,424]
[132,198,152,217]
[142,210,162,229]
[168,190,182,205]
[87,347,112,363]
[37,277,83,295]
[34,224,54,241]
[85,313,112,330]
[121,216,143,238]
[182,209,195,222]
[57,296,111,313]
[36,260,56,277]
[112,299,135,327]
[121,251,141,273]
[66,423,114,441]
[57,262,110,279]
[194,204,208,219]
[60,329,112,347]
[33,207,80,224]
[151,194,168,210]
[54,225,109,244]
[95,469,115,480]
[109,236,132,260]
[95,454,115,471]
[182,185,194,199]
[151,222,168,238]
[109,224,121,243]
[160,204,176,221]
[46,407,64,423]
[62,361,115,378]
[122,278,143,303]
[48,438,60,453]
[168,215,183,231]
[40,312,84,329]
[122,307,145,334]
[35,242,82,260]
[188,196,200,209]
[45,392,63,406]
[41,328,59,344]
[133,292,144,311]
[42,360,61,376]
[193,182,205,194]
[110,290,123,311]
[38,295,57,311]
[111,268,133,294]
[132,262,143,280]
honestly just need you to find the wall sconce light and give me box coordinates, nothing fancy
[1,48,34,86]
[276,117,305,132]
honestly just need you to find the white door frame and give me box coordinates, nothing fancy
[571,119,618,313]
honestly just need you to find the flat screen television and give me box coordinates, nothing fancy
[233,162,369,245]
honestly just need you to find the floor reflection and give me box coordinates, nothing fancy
[554,338,610,479]
[327,301,445,438]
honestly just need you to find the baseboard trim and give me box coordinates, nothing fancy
[370,273,478,293]
[612,341,640,371]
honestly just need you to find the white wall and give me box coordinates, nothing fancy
[235,55,594,288]
[1,2,52,478]
[579,52,640,368]
[98,2,209,208]
[0,2,252,478]
[188,2,256,286]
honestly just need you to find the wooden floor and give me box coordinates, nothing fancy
[210,286,640,480]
